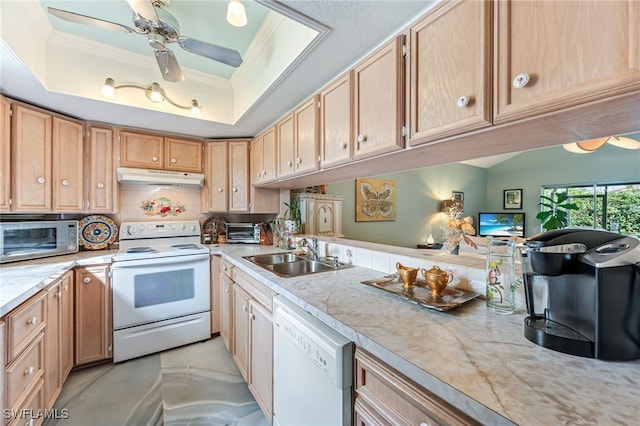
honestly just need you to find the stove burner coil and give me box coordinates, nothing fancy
[126,247,158,253]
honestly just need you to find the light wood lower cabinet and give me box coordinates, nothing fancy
[354,348,479,426]
[75,265,112,365]
[219,258,234,352]
[0,320,5,422]
[210,255,221,335]
[44,271,74,409]
[231,267,276,422]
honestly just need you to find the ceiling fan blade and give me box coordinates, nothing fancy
[155,49,184,82]
[177,37,243,68]
[126,0,159,22]
[47,7,139,34]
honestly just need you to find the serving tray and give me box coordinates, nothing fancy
[360,276,479,311]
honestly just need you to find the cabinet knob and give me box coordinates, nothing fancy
[287,160,293,167]
[262,170,267,177]
[26,316,38,326]
[83,277,91,284]
[152,156,159,162]
[55,290,62,298]
[64,284,68,291]
[37,177,45,184]
[512,73,530,89]
[97,182,104,189]
[225,288,229,294]
[357,134,367,143]
[233,187,238,192]
[217,187,223,193]
[24,366,35,376]
[242,305,247,312]
[296,158,301,165]
[170,158,177,163]
[338,142,347,149]
[222,265,227,271]
[250,313,256,320]
[256,172,261,178]
[456,96,470,107]
[61,179,69,186]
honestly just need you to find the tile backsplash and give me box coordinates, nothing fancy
[119,184,201,222]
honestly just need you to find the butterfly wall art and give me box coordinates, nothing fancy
[355,178,397,222]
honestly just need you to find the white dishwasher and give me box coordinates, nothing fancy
[272,295,353,426]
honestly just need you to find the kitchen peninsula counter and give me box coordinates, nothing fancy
[210,243,640,426]
[1,244,638,425]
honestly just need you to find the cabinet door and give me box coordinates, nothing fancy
[11,104,52,211]
[250,135,264,186]
[228,140,249,212]
[52,117,84,212]
[0,96,10,211]
[294,96,319,174]
[232,284,250,380]
[220,273,234,352]
[409,0,491,144]
[353,36,405,160]
[87,126,118,213]
[119,131,164,169]
[0,320,4,420]
[321,72,353,168]
[75,266,112,365]
[495,1,640,123]
[203,141,228,212]
[60,271,74,383]
[261,127,277,183]
[277,114,295,178]
[249,300,273,420]
[165,137,203,173]
[44,281,62,409]
[210,255,221,335]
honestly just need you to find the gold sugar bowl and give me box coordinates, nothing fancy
[421,266,453,296]
[396,262,418,288]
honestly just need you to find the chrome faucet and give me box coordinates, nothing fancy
[300,238,319,259]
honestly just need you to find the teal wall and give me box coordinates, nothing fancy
[326,139,640,248]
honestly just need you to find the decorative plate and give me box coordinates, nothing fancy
[78,215,118,250]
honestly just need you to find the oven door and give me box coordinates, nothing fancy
[111,253,210,329]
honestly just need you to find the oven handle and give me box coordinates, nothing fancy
[111,253,210,269]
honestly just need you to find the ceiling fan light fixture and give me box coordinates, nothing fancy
[227,0,247,27]
[607,136,640,150]
[190,100,201,117]
[562,143,593,154]
[100,78,116,99]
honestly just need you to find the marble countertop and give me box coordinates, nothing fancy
[1,244,638,425]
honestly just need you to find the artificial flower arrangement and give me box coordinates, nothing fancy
[442,202,477,253]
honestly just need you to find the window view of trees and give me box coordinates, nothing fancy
[541,183,640,236]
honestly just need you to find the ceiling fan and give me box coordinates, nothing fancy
[47,0,243,82]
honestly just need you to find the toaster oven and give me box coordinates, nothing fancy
[225,223,260,243]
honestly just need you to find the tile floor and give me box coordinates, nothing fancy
[44,337,269,426]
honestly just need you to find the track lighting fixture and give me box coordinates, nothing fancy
[100,78,201,117]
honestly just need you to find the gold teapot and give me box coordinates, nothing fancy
[396,262,418,288]
[421,266,453,296]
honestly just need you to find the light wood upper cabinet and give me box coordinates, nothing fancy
[293,95,320,175]
[119,131,164,169]
[277,113,295,178]
[320,72,353,168]
[408,0,491,145]
[75,265,112,365]
[202,141,228,212]
[10,104,83,213]
[353,35,405,160]
[228,140,250,212]
[251,127,277,185]
[0,96,10,211]
[494,1,640,124]
[86,126,118,213]
[52,117,84,212]
[165,137,203,173]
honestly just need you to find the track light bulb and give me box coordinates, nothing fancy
[227,0,247,27]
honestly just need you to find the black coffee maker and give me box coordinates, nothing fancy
[520,229,640,361]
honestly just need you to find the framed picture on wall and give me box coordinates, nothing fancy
[355,178,397,221]
[504,189,522,209]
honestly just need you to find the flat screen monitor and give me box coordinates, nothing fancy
[478,212,525,238]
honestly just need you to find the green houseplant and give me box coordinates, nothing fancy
[283,193,302,233]
[536,191,579,231]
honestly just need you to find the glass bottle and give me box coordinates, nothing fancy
[486,237,517,314]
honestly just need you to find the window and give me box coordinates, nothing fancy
[541,183,640,236]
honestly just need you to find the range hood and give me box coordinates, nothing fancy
[117,167,204,187]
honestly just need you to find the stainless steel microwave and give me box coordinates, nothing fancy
[0,220,79,264]
[225,223,260,244]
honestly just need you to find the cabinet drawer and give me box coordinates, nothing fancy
[232,268,275,311]
[6,292,46,362]
[220,258,234,279]
[7,377,44,426]
[355,348,479,426]
[5,332,45,411]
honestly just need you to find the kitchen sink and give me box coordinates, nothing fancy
[244,252,351,278]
